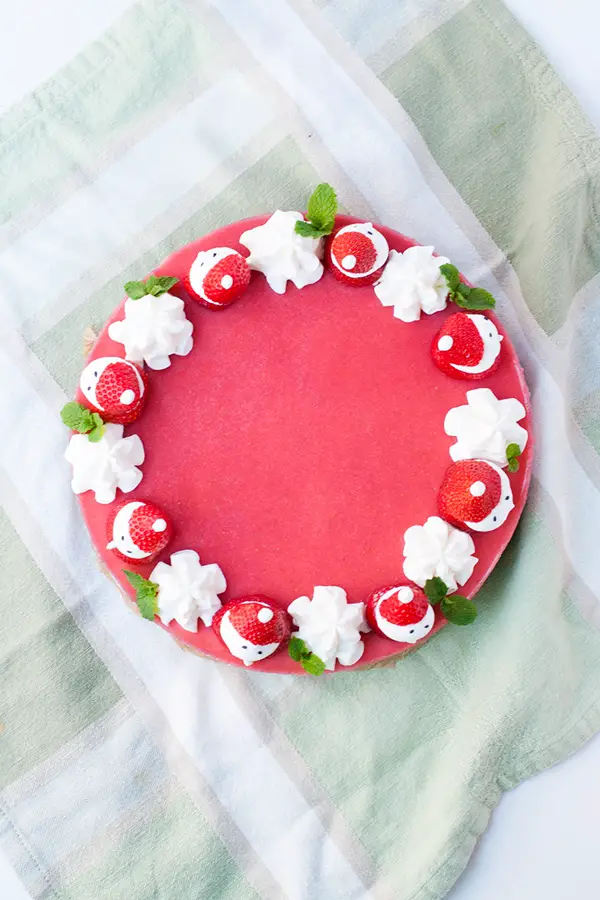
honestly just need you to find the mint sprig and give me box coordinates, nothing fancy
[60,401,105,442]
[124,570,159,620]
[440,263,496,311]
[295,183,337,239]
[424,577,477,626]
[288,636,326,676]
[423,576,448,605]
[124,275,179,300]
[506,442,522,473]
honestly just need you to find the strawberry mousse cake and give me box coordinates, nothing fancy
[61,184,532,674]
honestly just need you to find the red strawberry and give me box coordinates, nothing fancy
[438,459,514,532]
[328,222,389,285]
[106,500,172,563]
[366,584,435,643]
[432,312,503,380]
[79,357,147,424]
[186,247,251,308]
[212,595,291,666]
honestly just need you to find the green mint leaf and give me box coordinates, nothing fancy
[124,570,148,592]
[294,219,328,239]
[456,281,471,297]
[424,576,448,605]
[306,183,337,233]
[439,263,460,293]
[455,287,496,311]
[124,280,148,300]
[60,401,99,435]
[506,443,521,472]
[150,275,179,296]
[301,653,326,676]
[289,636,307,662]
[87,412,105,443]
[124,570,159,621]
[61,401,87,431]
[441,594,477,626]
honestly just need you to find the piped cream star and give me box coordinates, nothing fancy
[288,585,368,671]
[374,246,450,322]
[444,388,528,467]
[151,550,226,632]
[239,210,323,294]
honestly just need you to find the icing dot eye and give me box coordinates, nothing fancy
[213,251,217,257]
[258,650,263,655]
[94,371,98,377]
[242,645,248,650]
[493,516,497,522]
[505,495,510,500]
[121,536,125,541]
[409,629,415,634]
[367,230,373,235]
[424,624,430,629]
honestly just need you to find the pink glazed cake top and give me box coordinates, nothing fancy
[62,194,532,675]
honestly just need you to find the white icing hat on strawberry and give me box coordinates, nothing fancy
[329,222,389,285]
[213,596,291,666]
[366,584,435,644]
[438,459,514,532]
[186,247,251,308]
[79,357,147,424]
[432,313,503,380]
[106,499,172,562]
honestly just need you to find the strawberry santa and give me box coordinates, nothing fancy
[432,312,503,380]
[328,222,389,285]
[185,247,251,308]
[438,459,514,532]
[106,499,173,562]
[212,596,291,666]
[79,357,147,424]
[366,584,435,644]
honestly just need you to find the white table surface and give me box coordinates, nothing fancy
[1,1,599,898]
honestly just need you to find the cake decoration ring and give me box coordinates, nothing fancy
[61,185,532,674]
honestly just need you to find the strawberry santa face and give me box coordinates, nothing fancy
[438,459,514,532]
[328,222,389,285]
[366,585,435,644]
[79,357,147,424]
[106,500,173,562]
[432,313,503,380]
[186,247,251,308]
[213,596,291,666]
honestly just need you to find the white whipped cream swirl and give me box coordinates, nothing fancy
[374,245,451,322]
[150,549,226,632]
[403,516,478,592]
[445,388,528,467]
[108,292,193,370]
[288,585,368,670]
[65,424,144,505]
[239,210,323,294]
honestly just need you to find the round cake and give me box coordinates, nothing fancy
[62,186,532,674]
